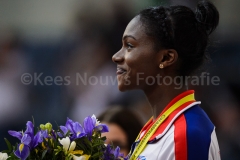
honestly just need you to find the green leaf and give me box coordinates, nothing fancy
[32,116,35,126]
[4,138,13,151]
[7,152,18,160]
[41,149,48,159]
[76,141,87,152]
[91,151,101,159]
[47,138,52,148]
[101,136,107,141]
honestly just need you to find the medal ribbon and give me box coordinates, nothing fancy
[129,93,195,160]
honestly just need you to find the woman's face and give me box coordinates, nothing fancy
[112,16,162,91]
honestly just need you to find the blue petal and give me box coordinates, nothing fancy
[91,116,97,125]
[103,144,113,160]
[118,152,124,158]
[32,131,42,148]
[76,132,87,139]
[65,118,74,133]
[51,130,57,139]
[101,124,109,132]
[83,116,94,136]
[72,122,86,139]
[41,130,48,139]
[60,126,68,135]
[8,130,22,140]
[25,121,34,137]
[124,154,130,160]
[14,144,30,160]
[57,132,64,138]
[114,146,120,158]
[21,134,31,145]
[95,124,109,133]
[73,122,84,133]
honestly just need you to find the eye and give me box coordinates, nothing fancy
[126,42,134,49]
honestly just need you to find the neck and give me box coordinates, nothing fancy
[144,84,187,120]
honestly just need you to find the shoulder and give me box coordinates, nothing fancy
[183,104,214,137]
[174,104,215,146]
[173,104,218,160]
[173,104,214,139]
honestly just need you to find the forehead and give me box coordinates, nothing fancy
[123,16,145,39]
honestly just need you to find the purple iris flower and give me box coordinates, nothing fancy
[40,129,49,139]
[14,134,31,160]
[124,155,130,160]
[103,144,125,160]
[113,146,124,159]
[103,144,112,160]
[59,118,75,137]
[8,121,43,160]
[59,118,86,140]
[72,121,86,139]
[84,115,109,137]
[50,130,57,139]
[83,116,95,136]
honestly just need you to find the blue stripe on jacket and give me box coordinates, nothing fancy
[184,105,214,160]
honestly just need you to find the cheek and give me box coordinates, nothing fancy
[126,51,157,75]
[125,52,146,72]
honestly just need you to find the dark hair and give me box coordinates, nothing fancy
[98,107,143,151]
[138,0,219,76]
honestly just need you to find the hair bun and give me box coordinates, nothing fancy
[195,0,219,35]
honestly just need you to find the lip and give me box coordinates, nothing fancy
[116,66,127,75]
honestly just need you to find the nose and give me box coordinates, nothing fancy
[112,49,124,64]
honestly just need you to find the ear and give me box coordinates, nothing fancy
[158,49,178,68]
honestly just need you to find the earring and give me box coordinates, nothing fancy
[159,64,164,69]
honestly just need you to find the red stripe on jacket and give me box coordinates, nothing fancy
[174,114,187,160]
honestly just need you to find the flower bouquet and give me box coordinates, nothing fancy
[0,115,125,160]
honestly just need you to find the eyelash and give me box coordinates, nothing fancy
[126,42,134,49]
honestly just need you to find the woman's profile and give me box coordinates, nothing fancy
[112,0,220,159]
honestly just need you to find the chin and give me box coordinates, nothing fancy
[118,83,136,92]
[118,84,128,92]
[117,77,137,91]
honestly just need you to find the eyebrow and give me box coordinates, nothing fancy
[123,35,137,40]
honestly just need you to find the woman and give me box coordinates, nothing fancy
[112,0,220,160]
[98,106,143,156]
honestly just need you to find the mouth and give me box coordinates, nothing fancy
[116,67,127,75]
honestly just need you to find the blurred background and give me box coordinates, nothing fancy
[0,0,239,159]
